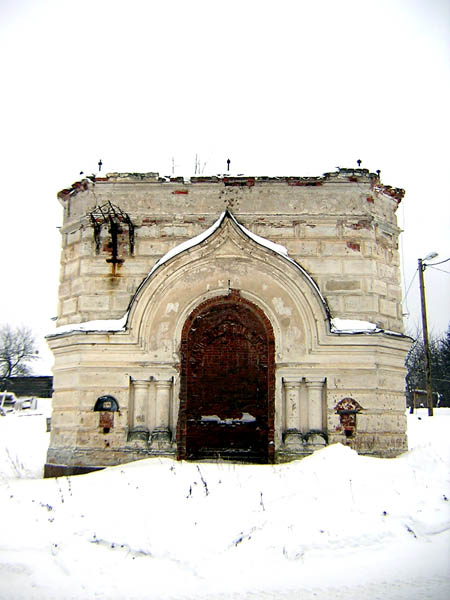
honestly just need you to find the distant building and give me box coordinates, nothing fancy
[0,376,53,398]
[0,376,53,415]
[406,389,441,410]
[46,168,410,475]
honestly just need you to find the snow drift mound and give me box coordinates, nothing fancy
[0,409,449,599]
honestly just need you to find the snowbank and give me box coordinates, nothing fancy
[0,398,51,479]
[0,408,449,599]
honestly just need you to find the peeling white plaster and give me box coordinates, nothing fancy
[158,322,169,334]
[165,303,179,315]
[272,297,292,316]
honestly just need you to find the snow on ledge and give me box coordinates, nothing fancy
[48,313,128,337]
[48,215,405,341]
[49,314,405,338]
[146,210,328,309]
[149,213,227,276]
[201,412,257,424]
[330,318,404,336]
[49,211,329,339]
[227,211,289,257]
[148,210,289,278]
[331,318,378,332]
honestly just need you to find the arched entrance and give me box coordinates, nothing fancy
[177,291,275,463]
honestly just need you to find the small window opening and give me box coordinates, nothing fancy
[335,398,362,438]
[94,396,119,434]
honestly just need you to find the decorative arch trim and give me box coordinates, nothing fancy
[128,210,331,326]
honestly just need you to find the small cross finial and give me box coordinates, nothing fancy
[357,159,362,167]
[227,158,231,172]
[98,159,103,172]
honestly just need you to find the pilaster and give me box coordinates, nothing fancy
[282,378,303,449]
[151,378,173,449]
[128,379,150,444]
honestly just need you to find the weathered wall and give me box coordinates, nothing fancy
[46,190,410,471]
[56,169,404,331]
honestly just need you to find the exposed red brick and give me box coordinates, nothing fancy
[335,398,362,438]
[286,178,323,187]
[223,178,255,187]
[373,184,405,203]
[350,220,371,230]
[178,291,275,463]
[346,242,361,252]
[99,411,114,429]
[172,190,188,195]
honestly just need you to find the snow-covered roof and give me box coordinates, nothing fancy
[149,210,288,272]
[146,210,328,309]
[48,210,329,337]
[148,211,228,276]
[48,212,405,338]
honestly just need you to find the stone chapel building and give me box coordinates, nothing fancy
[45,168,410,475]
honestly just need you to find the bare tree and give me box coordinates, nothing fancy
[0,325,39,378]
[405,324,450,409]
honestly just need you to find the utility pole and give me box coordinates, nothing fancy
[418,256,435,416]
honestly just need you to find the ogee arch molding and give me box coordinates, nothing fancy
[126,211,331,365]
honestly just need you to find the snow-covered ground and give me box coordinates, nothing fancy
[0,405,449,600]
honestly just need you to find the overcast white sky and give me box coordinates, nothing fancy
[0,0,449,374]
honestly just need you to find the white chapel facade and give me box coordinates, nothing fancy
[45,168,410,475]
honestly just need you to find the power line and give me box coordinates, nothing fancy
[402,267,418,309]
[428,266,450,275]
[428,257,450,266]
[399,201,408,310]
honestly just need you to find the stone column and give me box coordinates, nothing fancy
[283,378,303,448]
[299,382,309,434]
[151,378,172,449]
[128,379,150,442]
[305,377,326,448]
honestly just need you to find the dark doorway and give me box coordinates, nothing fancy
[177,291,275,463]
